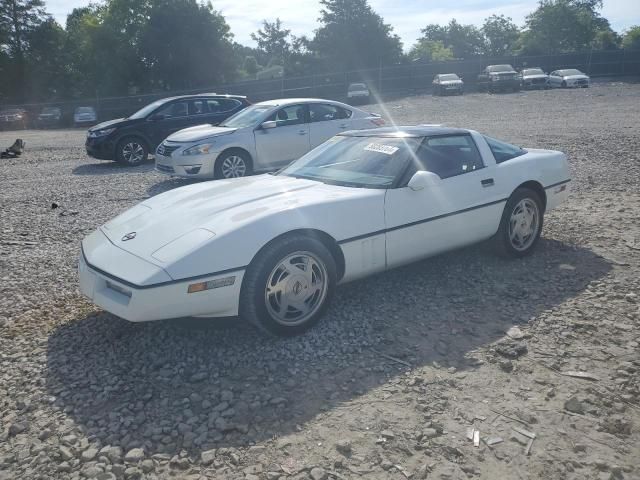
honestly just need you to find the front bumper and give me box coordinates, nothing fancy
[79,245,244,322]
[489,79,520,90]
[155,150,218,179]
[86,137,116,160]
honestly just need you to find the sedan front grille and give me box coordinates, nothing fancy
[157,143,180,156]
[156,164,175,173]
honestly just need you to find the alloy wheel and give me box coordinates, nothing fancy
[508,198,540,251]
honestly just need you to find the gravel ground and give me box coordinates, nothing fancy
[1,80,639,480]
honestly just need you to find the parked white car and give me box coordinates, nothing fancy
[347,83,371,103]
[155,98,384,179]
[80,126,571,335]
[520,68,549,90]
[548,69,590,88]
[74,106,97,127]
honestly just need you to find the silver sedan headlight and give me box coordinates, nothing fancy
[182,143,215,156]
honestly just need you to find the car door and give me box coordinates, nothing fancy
[384,134,504,268]
[548,71,560,87]
[253,104,310,168]
[308,103,352,148]
[478,69,489,88]
[148,99,195,146]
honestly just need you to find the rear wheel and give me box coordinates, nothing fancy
[561,80,567,88]
[494,188,544,258]
[240,235,336,336]
[116,137,148,166]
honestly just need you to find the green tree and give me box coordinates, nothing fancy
[622,26,640,50]
[243,55,259,76]
[0,0,49,100]
[25,18,69,100]
[251,18,291,62]
[482,14,519,56]
[419,19,485,58]
[519,0,616,54]
[311,0,402,71]
[408,39,454,62]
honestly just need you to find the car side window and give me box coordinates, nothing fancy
[483,135,526,163]
[155,101,189,118]
[207,98,241,113]
[190,100,208,115]
[266,105,307,126]
[417,135,484,179]
[309,104,351,123]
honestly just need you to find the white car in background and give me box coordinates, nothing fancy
[80,126,570,336]
[548,69,590,88]
[347,83,371,103]
[155,98,384,179]
[74,106,97,127]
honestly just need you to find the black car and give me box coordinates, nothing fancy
[477,65,520,93]
[85,93,250,166]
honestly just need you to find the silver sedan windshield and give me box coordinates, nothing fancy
[220,104,274,128]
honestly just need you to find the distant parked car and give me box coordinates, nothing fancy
[432,74,464,95]
[0,108,28,130]
[520,68,549,90]
[74,106,97,127]
[548,69,590,88]
[155,98,385,179]
[477,65,520,93]
[347,83,370,103]
[86,94,250,166]
[36,107,63,128]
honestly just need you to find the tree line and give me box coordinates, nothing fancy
[1,0,639,104]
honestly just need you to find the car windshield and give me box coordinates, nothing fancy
[558,69,583,76]
[42,107,60,114]
[1,109,23,114]
[76,107,94,113]
[219,104,274,128]
[348,83,367,91]
[487,65,514,73]
[128,98,171,119]
[439,74,459,81]
[523,69,544,75]
[279,135,420,188]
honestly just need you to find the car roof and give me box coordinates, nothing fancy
[156,93,247,102]
[254,98,348,107]
[339,126,471,138]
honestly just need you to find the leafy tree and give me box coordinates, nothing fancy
[519,0,616,54]
[243,55,259,76]
[311,0,402,71]
[0,0,49,100]
[251,18,291,61]
[482,14,519,56]
[419,19,485,58]
[408,39,454,62]
[25,18,70,100]
[139,0,236,90]
[622,26,640,50]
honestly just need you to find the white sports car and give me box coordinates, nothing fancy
[155,98,384,179]
[79,126,570,335]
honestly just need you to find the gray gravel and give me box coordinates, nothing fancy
[1,81,639,479]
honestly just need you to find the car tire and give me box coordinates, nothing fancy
[214,149,252,179]
[561,81,567,88]
[116,137,149,166]
[240,234,337,336]
[494,188,544,258]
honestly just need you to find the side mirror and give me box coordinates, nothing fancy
[261,120,277,130]
[407,171,440,191]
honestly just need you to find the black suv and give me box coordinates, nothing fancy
[86,94,250,165]
[477,65,520,93]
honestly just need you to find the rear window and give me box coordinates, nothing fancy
[487,65,514,73]
[483,136,526,163]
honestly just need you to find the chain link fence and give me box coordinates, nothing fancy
[2,48,639,127]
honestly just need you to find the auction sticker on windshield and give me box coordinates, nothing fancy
[364,143,399,155]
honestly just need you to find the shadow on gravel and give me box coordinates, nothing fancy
[45,238,611,456]
[72,160,155,176]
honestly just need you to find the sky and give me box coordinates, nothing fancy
[48,0,640,50]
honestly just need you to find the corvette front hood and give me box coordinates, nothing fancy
[100,175,323,263]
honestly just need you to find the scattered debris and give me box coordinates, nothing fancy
[525,437,535,456]
[506,326,525,339]
[512,426,536,439]
[561,371,600,381]
[485,437,503,446]
[372,349,412,368]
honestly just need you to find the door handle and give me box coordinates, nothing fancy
[481,178,494,187]
[298,130,307,135]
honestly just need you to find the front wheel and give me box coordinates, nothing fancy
[214,150,252,179]
[116,137,148,166]
[494,188,544,258]
[240,235,337,336]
